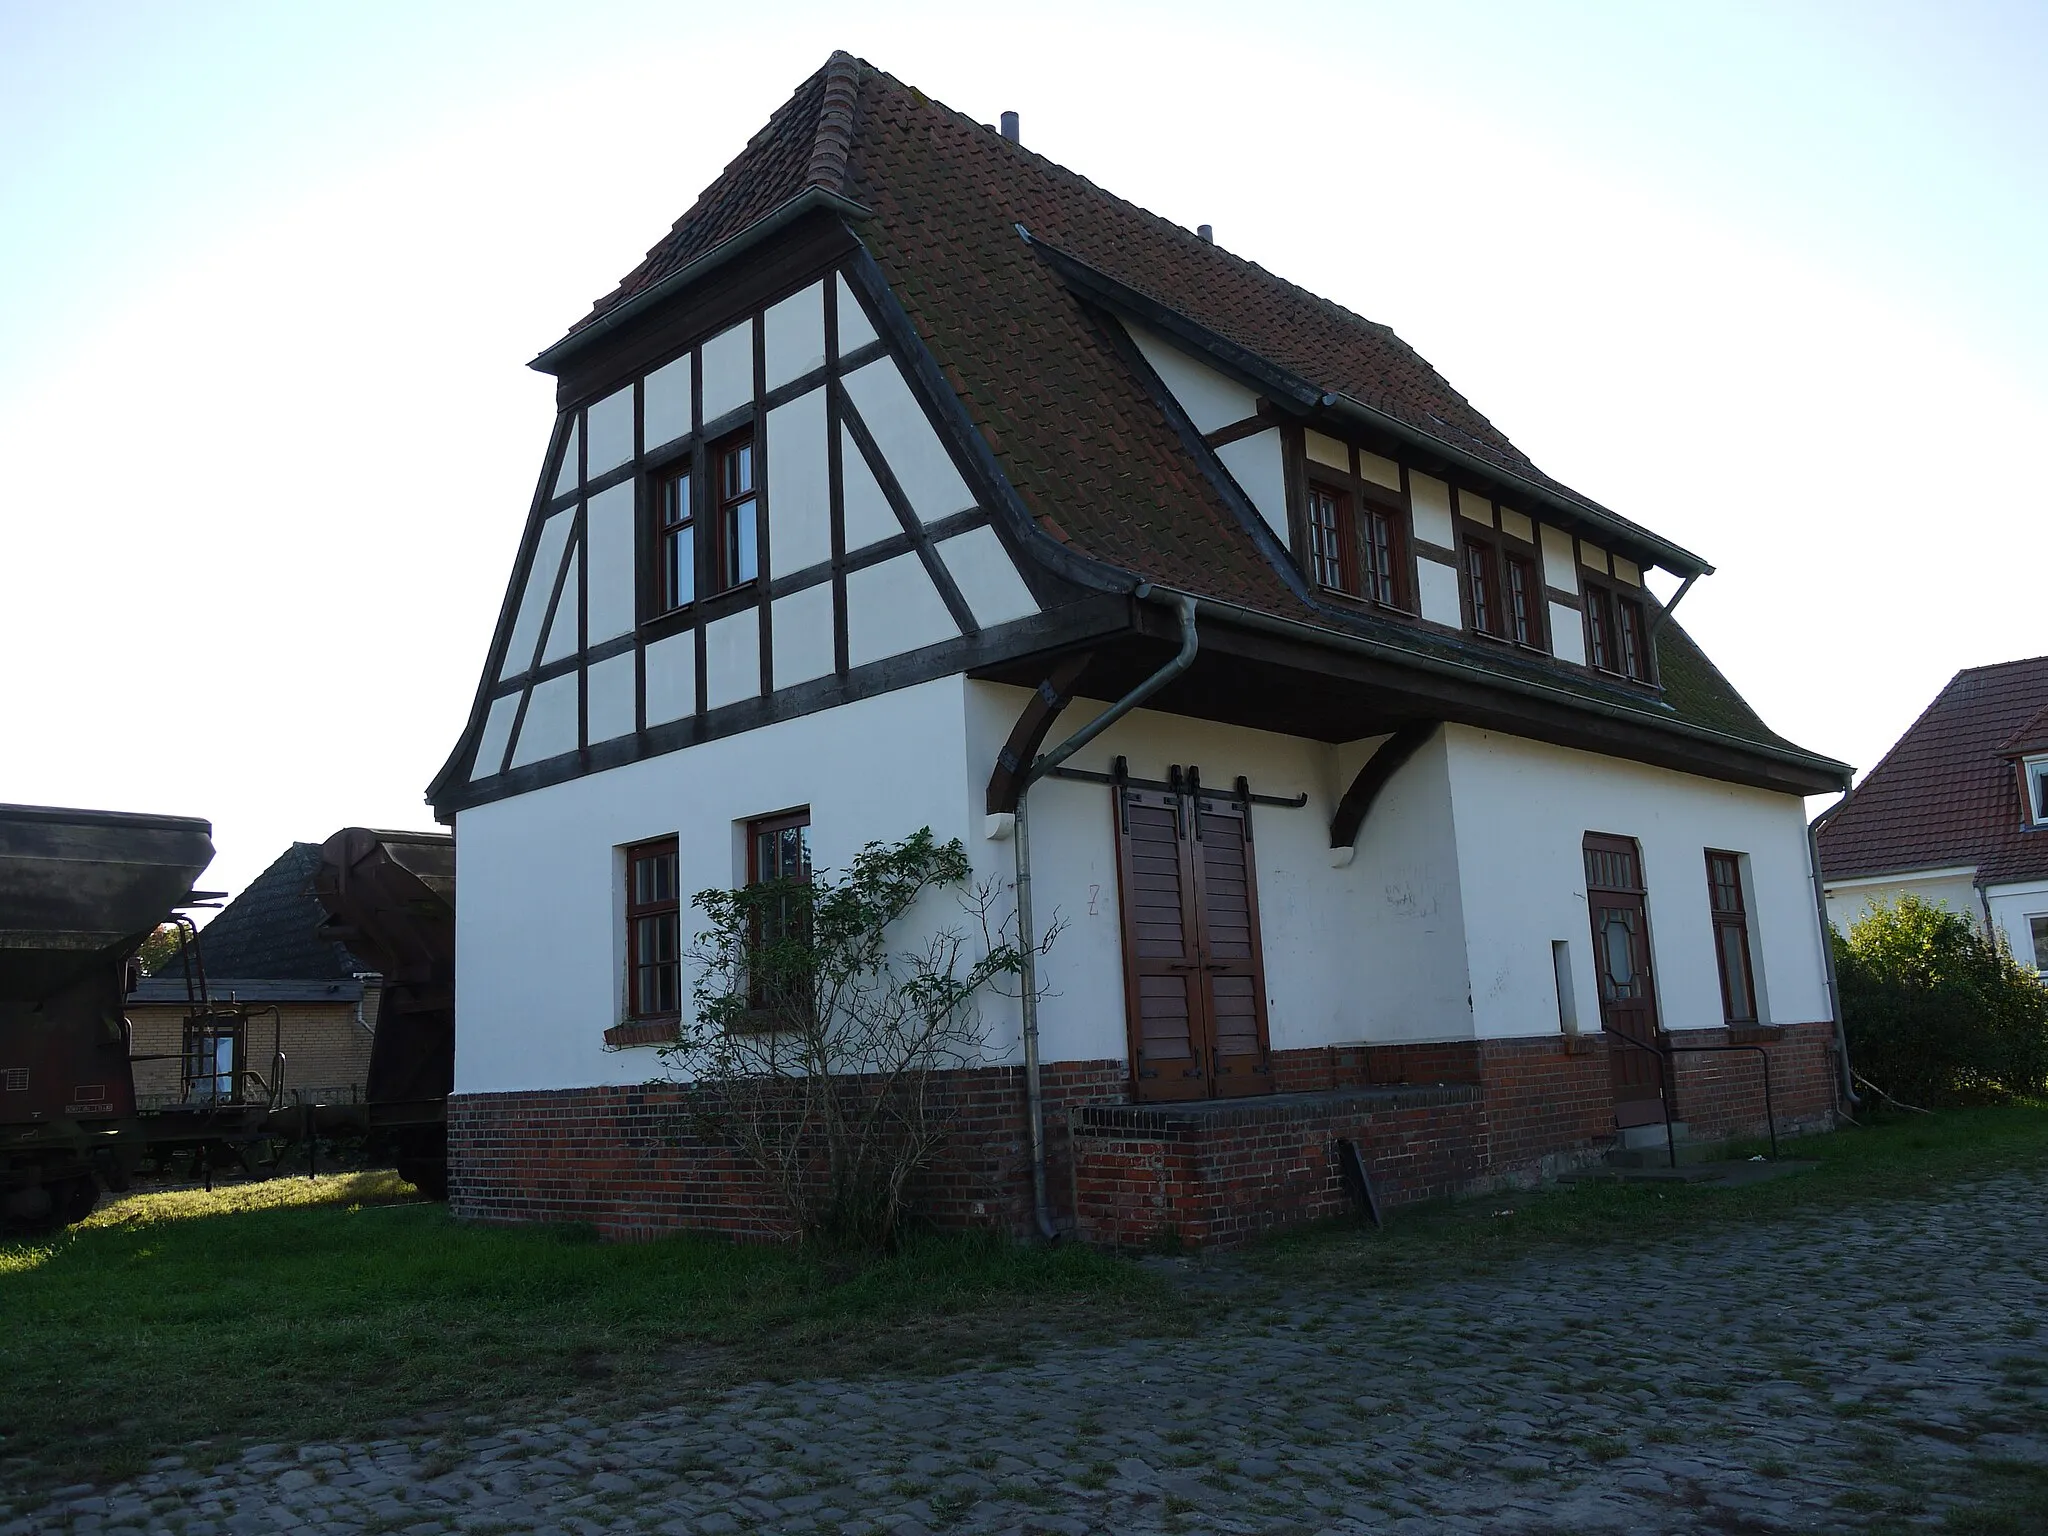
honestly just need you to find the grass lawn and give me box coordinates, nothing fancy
[4,1105,2047,1496]
[0,1176,1176,1490]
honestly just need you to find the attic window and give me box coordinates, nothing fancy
[1584,580,1651,684]
[2026,756,2048,827]
[1303,460,1405,611]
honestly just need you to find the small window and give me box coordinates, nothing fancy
[1505,554,1538,647]
[1307,483,1351,593]
[1585,582,1652,682]
[1464,537,1501,638]
[2028,914,2048,973]
[1706,850,1757,1025]
[626,837,681,1019]
[655,465,694,614]
[711,431,759,593]
[748,809,813,944]
[746,810,812,1013]
[2026,757,2048,826]
[1295,440,1409,614]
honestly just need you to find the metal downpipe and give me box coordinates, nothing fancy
[1807,818,1860,1115]
[1016,591,1200,1240]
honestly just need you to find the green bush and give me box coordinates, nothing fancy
[1836,895,2048,1106]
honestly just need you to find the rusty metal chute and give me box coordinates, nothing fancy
[307,827,455,1195]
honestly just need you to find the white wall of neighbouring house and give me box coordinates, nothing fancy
[1986,879,2048,970]
[1442,726,1834,1039]
[964,684,1476,1066]
[454,675,986,1096]
[1822,868,1983,939]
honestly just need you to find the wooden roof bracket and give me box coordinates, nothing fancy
[985,652,1095,818]
[1329,721,1439,865]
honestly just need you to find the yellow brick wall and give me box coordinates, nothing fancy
[127,1001,375,1107]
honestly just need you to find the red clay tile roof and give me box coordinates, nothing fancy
[566,53,1834,771]
[1817,656,2048,887]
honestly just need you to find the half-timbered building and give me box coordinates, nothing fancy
[432,54,1852,1245]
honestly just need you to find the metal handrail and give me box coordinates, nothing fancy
[1601,1027,1779,1168]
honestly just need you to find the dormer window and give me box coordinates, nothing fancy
[1455,492,1545,652]
[2025,756,2048,826]
[1305,476,1403,609]
[1585,580,1651,683]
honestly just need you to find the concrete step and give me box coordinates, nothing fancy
[1616,1120,1689,1152]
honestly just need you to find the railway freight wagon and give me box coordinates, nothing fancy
[0,802,215,1229]
[310,827,455,1197]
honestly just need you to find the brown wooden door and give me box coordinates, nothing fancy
[1114,776,1274,1103]
[1190,787,1273,1097]
[1583,833,1665,1128]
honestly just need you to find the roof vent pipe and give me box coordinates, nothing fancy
[1000,111,1020,143]
[1198,224,1214,243]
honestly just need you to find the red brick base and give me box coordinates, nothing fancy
[448,1025,1839,1249]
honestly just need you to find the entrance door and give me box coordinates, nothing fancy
[1115,772,1274,1103]
[1582,833,1665,1128]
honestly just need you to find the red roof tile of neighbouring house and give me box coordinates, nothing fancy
[1816,657,2048,888]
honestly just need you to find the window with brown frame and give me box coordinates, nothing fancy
[1705,850,1757,1026]
[711,430,759,593]
[625,837,681,1019]
[1460,536,1547,650]
[1306,482,1350,592]
[1296,438,1409,612]
[654,465,694,614]
[748,808,812,943]
[1584,581,1652,682]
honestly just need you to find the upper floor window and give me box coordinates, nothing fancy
[1459,526,1544,650]
[2025,756,2048,827]
[649,430,758,619]
[1304,472,1405,610]
[656,466,694,614]
[1705,850,1757,1026]
[626,837,681,1019]
[713,431,760,592]
[1585,581,1651,683]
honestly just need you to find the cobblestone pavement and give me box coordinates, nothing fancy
[9,1170,2048,1535]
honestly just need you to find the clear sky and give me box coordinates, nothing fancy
[3,0,2043,902]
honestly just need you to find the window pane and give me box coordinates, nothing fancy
[1587,594,1611,670]
[1619,599,1645,679]
[730,497,758,585]
[1466,544,1493,633]
[1308,488,1343,589]
[1718,924,1754,1021]
[724,440,753,499]
[1506,558,1532,644]
[663,523,694,610]
[663,470,691,531]
[1363,509,1395,605]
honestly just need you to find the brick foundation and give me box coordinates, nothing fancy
[449,1025,1839,1249]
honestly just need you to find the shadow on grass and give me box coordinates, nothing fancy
[0,1172,1176,1491]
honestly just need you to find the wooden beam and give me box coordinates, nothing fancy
[1330,721,1437,850]
[986,653,1095,815]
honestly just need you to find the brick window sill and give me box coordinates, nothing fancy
[605,1019,681,1049]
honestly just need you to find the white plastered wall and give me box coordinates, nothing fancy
[1986,880,2048,968]
[964,686,1475,1063]
[1442,726,1833,1038]
[1822,868,1981,938]
[455,676,987,1095]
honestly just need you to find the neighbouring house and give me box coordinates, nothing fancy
[1816,656,2048,972]
[128,842,379,1107]
[428,54,1852,1247]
